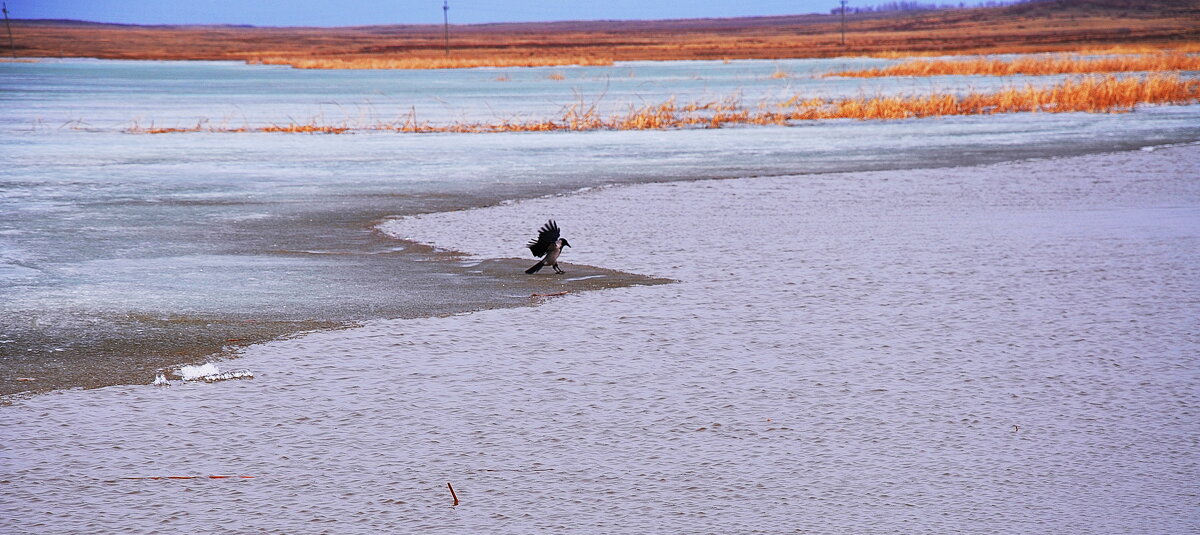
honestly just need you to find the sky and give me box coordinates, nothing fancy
[5,1,981,27]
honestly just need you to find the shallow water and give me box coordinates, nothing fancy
[2,58,1200,395]
[2,146,1197,533]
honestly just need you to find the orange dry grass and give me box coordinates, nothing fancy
[867,42,1200,60]
[260,122,350,134]
[791,75,1199,119]
[831,52,1200,78]
[128,74,1199,135]
[130,121,347,134]
[1074,43,1200,55]
[250,55,614,70]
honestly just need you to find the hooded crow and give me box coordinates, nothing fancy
[525,219,571,274]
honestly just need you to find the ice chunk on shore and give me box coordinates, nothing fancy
[177,363,254,383]
[179,363,220,380]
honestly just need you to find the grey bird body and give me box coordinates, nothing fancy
[542,241,564,266]
[525,220,570,274]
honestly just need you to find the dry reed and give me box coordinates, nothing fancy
[249,55,614,70]
[868,43,1200,60]
[1073,43,1200,56]
[831,52,1200,78]
[126,74,1199,135]
[791,75,1199,119]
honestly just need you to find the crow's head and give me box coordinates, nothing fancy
[560,238,571,248]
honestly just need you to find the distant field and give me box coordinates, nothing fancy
[7,0,1200,69]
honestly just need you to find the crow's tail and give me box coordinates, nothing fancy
[525,261,545,274]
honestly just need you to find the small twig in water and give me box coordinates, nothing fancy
[447,482,459,506]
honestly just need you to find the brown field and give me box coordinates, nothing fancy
[7,0,1200,69]
[124,74,1200,134]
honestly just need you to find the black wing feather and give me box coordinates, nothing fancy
[526,220,560,257]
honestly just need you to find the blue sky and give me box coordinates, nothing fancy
[6,1,978,26]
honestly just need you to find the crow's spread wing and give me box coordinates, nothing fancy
[526,220,560,257]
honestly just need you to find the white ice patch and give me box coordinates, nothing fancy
[177,363,254,383]
[178,363,220,380]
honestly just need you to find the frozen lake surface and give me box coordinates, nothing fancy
[2,58,1199,394]
[2,144,1197,533]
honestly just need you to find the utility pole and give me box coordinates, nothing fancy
[2,3,15,58]
[442,0,449,57]
[840,1,847,47]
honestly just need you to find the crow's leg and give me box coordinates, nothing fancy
[553,263,565,274]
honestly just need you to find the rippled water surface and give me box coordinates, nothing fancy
[2,146,1197,533]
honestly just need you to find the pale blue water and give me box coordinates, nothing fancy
[1,57,1199,395]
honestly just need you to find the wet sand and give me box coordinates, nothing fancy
[0,242,666,397]
[2,145,1198,533]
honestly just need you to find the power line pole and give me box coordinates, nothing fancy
[2,3,15,58]
[442,0,449,57]
[840,1,847,47]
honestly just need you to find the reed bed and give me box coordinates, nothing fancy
[831,52,1200,78]
[127,74,1199,135]
[868,43,1200,60]
[249,55,614,70]
[1074,43,1200,56]
[128,120,347,134]
[790,75,1199,119]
